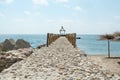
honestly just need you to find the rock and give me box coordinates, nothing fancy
[68,77,74,80]
[106,73,114,78]
[9,39,15,45]
[0,38,33,73]
[0,43,3,51]
[80,50,87,57]
[14,39,31,49]
[0,48,34,72]
[2,39,15,51]
[37,44,46,49]
[24,75,28,78]
[6,48,33,59]
[0,38,32,51]
[0,37,119,80]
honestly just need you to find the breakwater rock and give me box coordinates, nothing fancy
[0,39,31,51]
[0,37,120,80]
[0,48,34,72]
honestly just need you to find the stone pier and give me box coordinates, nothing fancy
[0,37,120,80]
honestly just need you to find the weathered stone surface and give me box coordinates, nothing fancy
[14,39,31,49]
[0,48,34,72]
[6,48,34,59]
[2,39,15,51]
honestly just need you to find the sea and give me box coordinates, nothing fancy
[0,34,120,57]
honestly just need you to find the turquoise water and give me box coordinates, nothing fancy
[0,34,120,57]
[77,35,120,56]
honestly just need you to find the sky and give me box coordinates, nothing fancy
[0,0,120,34]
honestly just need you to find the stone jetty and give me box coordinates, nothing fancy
[0,37,120,80]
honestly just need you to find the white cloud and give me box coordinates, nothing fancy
[32,0,48,6]
[55,0,69,3]
[0,13,5,17]
[74,6,82,11]
[24,11,31,15]
[0,0,14,4]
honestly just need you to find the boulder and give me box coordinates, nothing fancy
[14,39,31,49]
[0,48,34,72]
[37,44,46,49]
[2,39,15,51]
[0,43,3,51]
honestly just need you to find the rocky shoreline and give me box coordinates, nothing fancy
[0,38,31,51]
[0,38,34,72]
[0,37,119,80]
[0,48,34,72]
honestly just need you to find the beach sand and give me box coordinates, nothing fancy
[87,55,120,75]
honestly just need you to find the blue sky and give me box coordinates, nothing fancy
[0,0,120,34]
